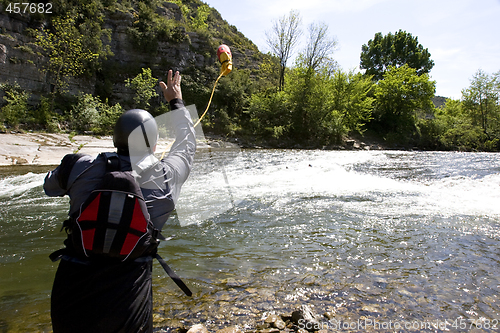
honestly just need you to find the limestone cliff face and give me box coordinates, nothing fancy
[0,12,49,102]
[0,2,260,107]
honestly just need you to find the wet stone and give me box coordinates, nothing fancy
[264,314,280,324]
[216,326,243,333]
[224,277,250,287]
[260,328,280,333]
[187,324,209,333]
[264,314,287,330]
[291,305,320,325]
[361,304,380,313]
[323,312,334,320]
[274,319,286,330]
[255,323,269,330]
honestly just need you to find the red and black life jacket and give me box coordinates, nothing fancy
[50,152,192,296]
[68,153,158,261]
[78,174,155,259]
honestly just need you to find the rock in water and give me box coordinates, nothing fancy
[187,324,209,333]
[291,305,321,331]
[216,326,243,333]
[264,314,286,330]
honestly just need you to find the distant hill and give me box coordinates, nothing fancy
[432,96,448,108]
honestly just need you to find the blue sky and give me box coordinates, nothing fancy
[203,0,500,99]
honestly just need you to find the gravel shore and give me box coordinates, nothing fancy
[0,132,212,166]
[0,131,387,167]
[0,132,115,166]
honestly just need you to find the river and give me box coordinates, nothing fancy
[0,149,499,332]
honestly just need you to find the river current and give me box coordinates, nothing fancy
[0,149,499,332]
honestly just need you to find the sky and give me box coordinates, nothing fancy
[203,0,500,99]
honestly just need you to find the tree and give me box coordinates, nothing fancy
[419,70,500,151]
[431,98,488,150]
[360,30,434,81]
[191,4,210,30]
[125,68,159,109]
[36,15,100,94]
[291,67,373,144]
[285,21,337,140]
[461,69,500,137]
[266,10,302,91]
[328,70,374,135]
[0,82,30,129]
[373,65,435,141]
[300,22,337,74]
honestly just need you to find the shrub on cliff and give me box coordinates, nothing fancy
[70,93,123,135]
[0,82,30,130]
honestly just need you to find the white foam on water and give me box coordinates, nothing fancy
[417,173,500,217]
[0,173,45,199]
[175,150,500,226]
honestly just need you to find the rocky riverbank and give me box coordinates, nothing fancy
[161,305,335,333]
[0,132,237,166]
[0,131,389,166]
[0,132,113,166]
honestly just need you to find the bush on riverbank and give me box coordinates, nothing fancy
[2,68,500,152]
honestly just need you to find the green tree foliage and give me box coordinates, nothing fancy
[248,65,374,145]
[373,65,435,142]
[288,66,374,144]
[422,98,492,150]
[439,99,489,150]
[360,30,434,81]
[50,0,113,72]
[35,97,61,132]
[329,70,374,135]
[255,53,281,92]
[0,82,30,129]
[248,89,291,140]
[191,4,210,30]
[209,69,254,135]
[70,93,123,134]
[127,2,184,53]
[168,0,190,19]
[125,68,159,109]
[416,70,500,151]
[35,15,100,93]
[461,69,500,138]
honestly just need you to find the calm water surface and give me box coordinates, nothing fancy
[1,150,499,332]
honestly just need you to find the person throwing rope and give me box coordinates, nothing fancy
[44,69,195,333]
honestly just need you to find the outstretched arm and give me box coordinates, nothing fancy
[159,70,196,200]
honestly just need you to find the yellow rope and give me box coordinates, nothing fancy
[193,72,223,128]
[160,72,224,160]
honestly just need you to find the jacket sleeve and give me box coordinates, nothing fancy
[43,153,86,196]
[43,154,93,198]
[160,99,197,204]
[43,165,66,197]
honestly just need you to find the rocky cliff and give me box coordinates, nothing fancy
[0,11,51,103]
[0,1,261,107]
